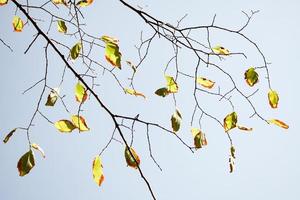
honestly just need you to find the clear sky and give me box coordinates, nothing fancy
[0,0,299,199]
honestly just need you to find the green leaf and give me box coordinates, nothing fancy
[244,67,259,87]
[70,42,82,60]
[92,155,105,187]
[268,90,279,108]
[165,75,178,93]
[12,16,24,32]
[3,128,17,143]
[45,88,59,106]
[171,109,182,133]
[155,87,169,97]
[223,112,238,132]
[71,115,90,132]
[75,82,87,103]
[54,120,76,133]
[124,147,140,169]
[17,150,35,176]
[57,20,67,34]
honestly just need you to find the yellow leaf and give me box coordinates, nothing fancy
[70,42,82,60]
[212,45,230,55]
[17,150,35,176]
[45,88,59,106]
[191,128,207,149]
[268,90,279,109]
[3,128,17,143]
[54,120,76,133]
[76,0,93,7]
[124,147,140,169]
[165,75,178,93]
[125,88,146,98]
[71,115,90,132]
[31,143,46,158]
[268,119,289,129]
[224,112,238,132]
[0,0,8,6]
[244,67,259,87]
[52,0,67,5]
[101,35,119,44]
[196,77,215,89]
[12,16,24,32]
[237,125,253,132]
[171,109,182,133]
[92,155,105,187]
[57,20,67,33]
[101,35,122,68]
[75,82,88,103]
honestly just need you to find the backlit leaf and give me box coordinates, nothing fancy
[165,75,178,93]
[54,120,76,133]
[191,128,207,149]
[75,82,88,103]
[196,77,215,89]
[268,119,289,129]
[3,128,17,143]
[101,35,121,68]
[52,0,67,5]
[125,88,146,98]
[0,0,8,6]
[244,67,259,87]
[92,155,104,187]
[71,115,90,132]
[230,146,236,159]
[268,90,279,109]
[76,0,93,7]
[57,20,67,33]
[12,16,24,32]
[171,109,182,133]
[17,150,35,176]
[31,143,46,158]
[101,35,119,44]
[224,112,238,132]
[45,88,59,106]
[124,147,140,169]
[237,125,253,132]
[212,45,230,55]
[155,87,169,97]
[70,42,82,60]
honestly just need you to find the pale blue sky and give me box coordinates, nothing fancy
[0,0,299,199]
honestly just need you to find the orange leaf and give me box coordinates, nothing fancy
[268,119,289,129]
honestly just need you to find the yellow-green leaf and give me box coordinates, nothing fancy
[12,16,24,32]
[244,67,259,87]
[101,35,122,68]
[125,88,146,98]
[171,109,182,133]
[268,90,279,109]
[124,147,140,169]
[155,87,169,97]
[45,88,59,106]
[3,128,17,143]
[76,0,93,7]
[92,155,104,187]
[57,20,67,33]
[70,42,82,60]
[224,112,238,132]
[196,77,215,89]
[237,125,253,132]
[101,35,119,44]
[165,75,178,93]
[71,115,90,132]
[191,128,207,149]
[75,82,88,103]
[54,120,76,133]
[212,45,230,55]
[31,143,46,158]
[268,119,289,129]
[17,150,35,176]
[0,0,8,6]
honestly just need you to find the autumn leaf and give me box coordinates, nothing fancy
[76,0,93,7]
[3,128,17,143]
[230,146,236,159]
[237,125,253,132]
[101,35,122,68]
[17,150,35,176]
[155,87,169,97]
[126,61,137,73]
[268,119,289,129]
[70,42,82,60]
[101,35,119,44]
[0,0,8,6]
[12,16,24,32]
[212,45,230,55]
[31,143,46,158]
[71,115,90,132]
[196,77,215,89]
[224,112,238,132]
[45,88,59,106]
[229,146,235,173]
[268,90,279,109]
[171,109,182,133]
[125,88,146,98]
[92,155,104,187]
[165,75,178,93]
[191,128,207,149]
[57,20,67,33]
[244,67,259,87]
[52,0,67,5]
[75,82,88,103]
[124,147,140,169]
[54,120,76,133]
